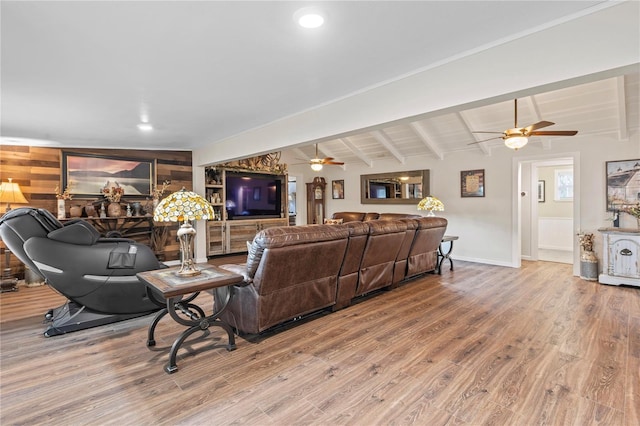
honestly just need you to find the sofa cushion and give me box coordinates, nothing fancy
[377,212,421,220]
[331,212,366,222]
[245,224,350,278]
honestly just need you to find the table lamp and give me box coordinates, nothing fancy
[417,196,444,217]
[0,178,28,292]
[153,188,215,276]
[0,178,28,212]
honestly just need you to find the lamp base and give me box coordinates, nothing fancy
[176,222,199,277]
[176,264,201,277]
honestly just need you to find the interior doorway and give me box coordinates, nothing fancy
[287,176,297,226]
[535,159,574,264]
[517,153,579,274]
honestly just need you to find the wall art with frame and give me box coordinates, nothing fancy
[606,159,640,211]
[537,180,545,202]
[461,169,485,197]
[332,179,345,199]
[62,152,156,199]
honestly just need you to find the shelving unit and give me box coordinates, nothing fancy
[204,167,288,255]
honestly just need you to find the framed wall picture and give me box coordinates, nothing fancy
[606,159,640,211]
[461,169,485,197]
[332,179,345,199]
[62,152,155,199]
[537,180,545,202]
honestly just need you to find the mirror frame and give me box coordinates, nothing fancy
[360,170,430,204]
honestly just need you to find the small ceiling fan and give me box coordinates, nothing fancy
[468,99,578,150]
[307,144,344,171]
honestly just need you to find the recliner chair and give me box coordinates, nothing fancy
[0,207,162,336]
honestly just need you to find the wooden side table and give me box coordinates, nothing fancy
[437,235,459,274]
[137,264,243,373]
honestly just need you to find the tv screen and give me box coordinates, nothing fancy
[225,172,283,219]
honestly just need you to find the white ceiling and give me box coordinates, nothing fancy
[1,1,639,164]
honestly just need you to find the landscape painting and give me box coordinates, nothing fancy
[62,152,155,199]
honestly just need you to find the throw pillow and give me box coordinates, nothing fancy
[323,218,344,225]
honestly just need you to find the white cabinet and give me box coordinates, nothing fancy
[598,227,640,287]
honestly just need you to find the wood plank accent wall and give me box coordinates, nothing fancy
[0,146,192,277]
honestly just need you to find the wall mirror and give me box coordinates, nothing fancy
[360,170,430,204]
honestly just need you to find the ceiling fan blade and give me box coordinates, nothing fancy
[529,130,578,136]
[322,157,335,162]
[523,120,555,133]
[324,161,344,165]
[468,136,502,145]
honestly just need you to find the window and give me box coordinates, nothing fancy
[554,168,573,201]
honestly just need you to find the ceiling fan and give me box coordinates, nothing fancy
[307,144,344,171]
[468,99,578,150]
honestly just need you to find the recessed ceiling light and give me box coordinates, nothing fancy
[294,8,325,29]
[137,123,153,131]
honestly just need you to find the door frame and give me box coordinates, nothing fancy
[513,152,581,276]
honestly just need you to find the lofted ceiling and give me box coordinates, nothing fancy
[288,73,640,166]
[1,1,638,165]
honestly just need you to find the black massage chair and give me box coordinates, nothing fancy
[0,207,163,336]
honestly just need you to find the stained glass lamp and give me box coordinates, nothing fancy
[153,188,215,276]
[417,196,444,217]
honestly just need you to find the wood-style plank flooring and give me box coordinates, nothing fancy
[1,259,639,425]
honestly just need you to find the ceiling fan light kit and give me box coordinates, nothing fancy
[504,136,528,150]
[470,99,578,150]
[302,144,343,171]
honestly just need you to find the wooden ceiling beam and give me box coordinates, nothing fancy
[370,130,405,164]
[409,121,444,160]
[457,111,491,156]
[616,75,629,141]
[339,137,373,168]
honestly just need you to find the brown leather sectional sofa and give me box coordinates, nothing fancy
[218,213,447,334]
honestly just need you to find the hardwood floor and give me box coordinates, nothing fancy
[1,259,639,425]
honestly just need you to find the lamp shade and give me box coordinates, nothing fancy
[0,178,28,209]
[504,136,528,150]
[153,188,214,222]
[417,196,444,216]
[153,188,214,277]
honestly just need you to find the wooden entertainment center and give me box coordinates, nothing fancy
[204,166,288,256]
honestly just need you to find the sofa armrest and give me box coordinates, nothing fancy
[219,263,253,285]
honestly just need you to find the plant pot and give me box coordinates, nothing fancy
[107,202,123,217]
[69,205,83,218]
[84,203,96,218]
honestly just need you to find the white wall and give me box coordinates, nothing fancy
[282,132,639,273]
[538,165,573,218]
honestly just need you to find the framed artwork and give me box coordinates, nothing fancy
[461,169,485,197]
[332,180,345,199]
[537,180,545,202]
[62,152,155,199]
[606,159,640,211]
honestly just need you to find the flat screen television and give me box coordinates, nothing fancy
[225,171,283,220]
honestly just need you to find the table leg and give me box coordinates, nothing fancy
[437,240,455,275]
[161,286,236,374]
[147,308,167,347]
